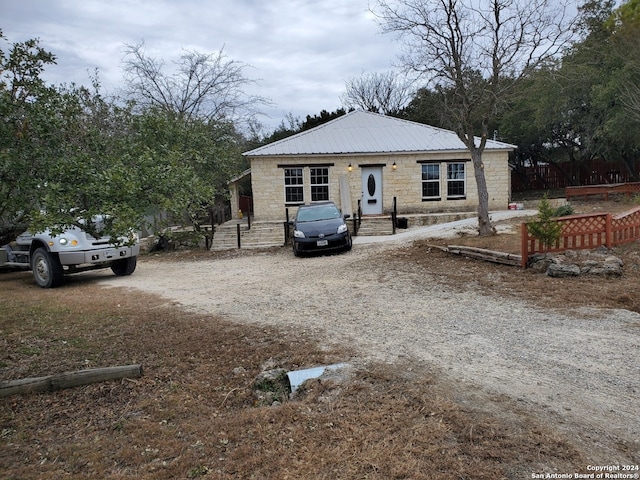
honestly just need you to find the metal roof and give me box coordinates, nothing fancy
[244,110,516,157]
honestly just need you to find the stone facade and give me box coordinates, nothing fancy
[248,151,511,222]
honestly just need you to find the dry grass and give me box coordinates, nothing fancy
[2,198,637,479]
[396,198,640,315]
[1,272,585,479]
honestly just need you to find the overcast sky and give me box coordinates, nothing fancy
[2,0,402,131]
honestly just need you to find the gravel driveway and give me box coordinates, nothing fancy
[104,217,640,464]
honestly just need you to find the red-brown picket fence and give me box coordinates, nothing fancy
[521,206,640,268]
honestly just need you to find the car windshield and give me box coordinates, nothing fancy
[297,205,341,222]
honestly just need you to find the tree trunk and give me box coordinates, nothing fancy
[471,148,494,236]
[621,154,640,182]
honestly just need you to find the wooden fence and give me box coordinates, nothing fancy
[565,182,640,201]
[521,206,640,267]
[511,159,640,192]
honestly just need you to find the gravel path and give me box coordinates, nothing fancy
[104,216,640,464]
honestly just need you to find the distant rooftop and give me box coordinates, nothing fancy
[244,110,516,157]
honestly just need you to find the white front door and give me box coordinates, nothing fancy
[361,167,383,215]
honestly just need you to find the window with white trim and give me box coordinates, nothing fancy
[310,167,329,201]
[284,167,304,204]
[421,163,440,200]
[447,162,466,198]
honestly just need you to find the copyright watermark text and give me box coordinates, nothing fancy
[532,465,639,479]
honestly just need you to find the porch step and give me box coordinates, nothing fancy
[210,220,286,251]
[356,217,394,236]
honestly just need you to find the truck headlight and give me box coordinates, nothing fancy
[58,237,78,246]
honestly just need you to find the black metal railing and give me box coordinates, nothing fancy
[353,200,362,236]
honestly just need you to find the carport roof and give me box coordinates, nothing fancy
[243,110,516,157]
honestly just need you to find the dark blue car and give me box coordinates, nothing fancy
[291,202,352,256]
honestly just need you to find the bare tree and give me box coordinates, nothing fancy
[373,0,575,235]
[121,42,268,124]
[341,71,412,114]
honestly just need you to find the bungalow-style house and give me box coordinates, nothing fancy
[224,110,514,246]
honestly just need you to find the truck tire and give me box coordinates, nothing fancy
[31,247,65,288]
[111,256,137,276]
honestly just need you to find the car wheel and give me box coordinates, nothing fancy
[111,256,137,276]
[344,235,353,252]
[293,242,302,257]
[31,247,64,288]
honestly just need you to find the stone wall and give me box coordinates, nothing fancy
[249,151,511,221]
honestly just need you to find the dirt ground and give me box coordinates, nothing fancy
[1,198,639,479]
[413,199,640,315]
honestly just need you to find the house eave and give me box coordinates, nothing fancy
[244,147,515,160]
[227,168,251,185]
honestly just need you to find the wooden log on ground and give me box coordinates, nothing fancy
[0,364,143,397]
[425,244,449,252]
[446,245,522,267]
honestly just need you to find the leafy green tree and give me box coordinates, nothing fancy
[1,32,242,245]
[130,109,245,231]
[23,82,215,242]
[257,108,352,147]
[599,0,640,177]
[121,42,254,234]
[555,0,626,181]
[257,113,302,145]
[300,108,349,131]
[501,61,601,185]
[0,31,59,243]
[501,0,640,185]
[400,86,448,127]
[496,73,552,172]
[614,0,640,121]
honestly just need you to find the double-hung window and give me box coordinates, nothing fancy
[447,162,466,199]
[283,165,331,204]
[421,163,440,200]
[310,167,329,201]
[284,167,304,204]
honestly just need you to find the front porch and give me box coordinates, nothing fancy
[209,211,477,251]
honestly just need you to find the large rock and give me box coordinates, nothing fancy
[528,249,623,277]
[547,262,581,277]
[252,368,290,405]
[581,256,623,277]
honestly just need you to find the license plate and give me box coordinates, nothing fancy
[317,239,328,247]
[105,249,115,259]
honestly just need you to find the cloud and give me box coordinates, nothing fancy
[2,0,401,130]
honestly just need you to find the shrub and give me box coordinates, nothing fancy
[528,195,563,250]
[553,204,574,217]
[151,229,207,251]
